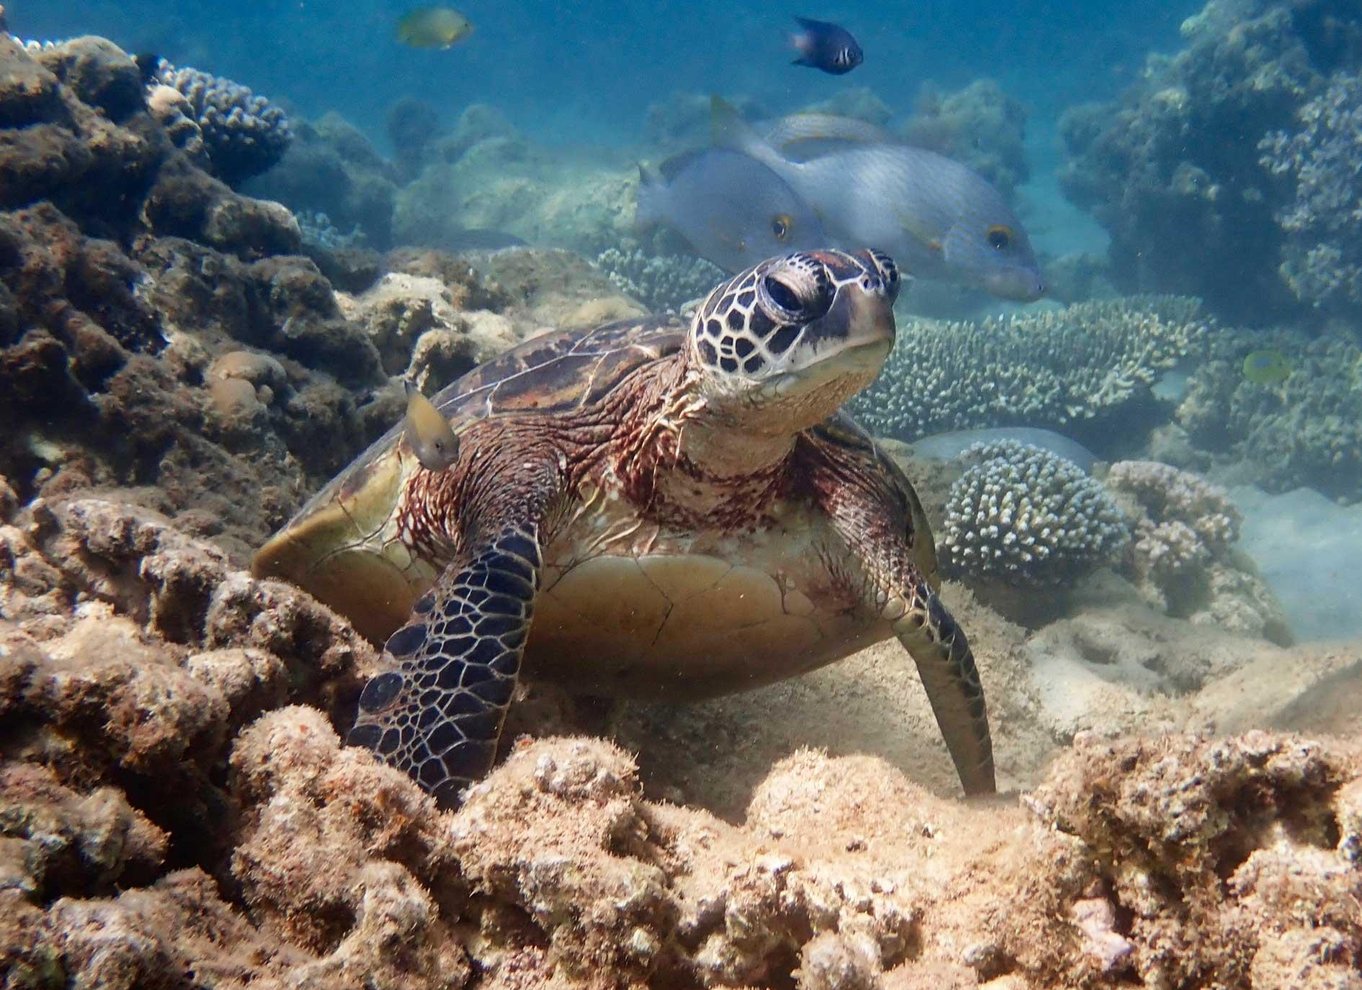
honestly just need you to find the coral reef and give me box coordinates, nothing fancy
[849,296,1208,450]
[1177,325,1362,501]
[593,242,724,312]
[150,58,291,186]
[1060,0,1362,322]
[246,111,400,251]
[939,440,1129,586]
[899,79,1029,200]
[0,35,391,558]
[338,272,530,387]
[1106,460,1288,642]
[4,520,1361,990]
[394,106,635,256]
[6,25,1362,990]
[1259,72,1362,315]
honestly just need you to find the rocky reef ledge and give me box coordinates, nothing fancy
[2,495,1360,989]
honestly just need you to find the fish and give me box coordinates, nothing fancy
[635,147,828,273]
[755,113,891,161]
[1242,349,1291,386]
[404,379,460,472]
[789,17,863,75]
[712,98,1046,301]
[396,6,473,49]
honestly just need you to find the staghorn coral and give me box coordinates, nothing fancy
[151,58,291,186]
[1259,72,1362,315]
[1177,326,1362,502]
[593,243,723,312]
[1106,460,1289,641]
[850,295,1208,444]
[939,440,1129,586]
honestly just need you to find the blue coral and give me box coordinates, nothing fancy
[1259,73,1362,314]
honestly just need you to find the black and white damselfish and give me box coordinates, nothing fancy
[789,16,863,75]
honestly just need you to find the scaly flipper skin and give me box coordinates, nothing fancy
[348,522,543,806]
[801,420,996,795]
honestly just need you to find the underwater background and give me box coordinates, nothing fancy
[3,0,1362,986]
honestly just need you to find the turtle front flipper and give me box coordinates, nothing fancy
[889,584,994,795]
[802,425,996,796]
[348,522,541,806]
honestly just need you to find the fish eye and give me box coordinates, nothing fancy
[771,214,794,241]
[986,225,1013,250]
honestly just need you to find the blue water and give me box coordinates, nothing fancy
[14,0,1193,148]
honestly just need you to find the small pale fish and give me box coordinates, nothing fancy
[711,98,1046,301]
[635,147,828,273]
[396,6,473,49]
[790,16,863,75]
[404,379,460,471]
[1242,349,1291,385]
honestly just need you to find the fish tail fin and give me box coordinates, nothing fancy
[634,163,665,232]
[709,96,786,174]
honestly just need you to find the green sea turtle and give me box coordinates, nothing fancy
[253,249,995,805]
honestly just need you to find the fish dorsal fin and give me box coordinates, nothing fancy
[794,15,835,31]
[710,96,786,174]
[761,113,890,152]
[656,146,708,183]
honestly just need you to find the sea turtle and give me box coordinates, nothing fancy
[253,249,995,805]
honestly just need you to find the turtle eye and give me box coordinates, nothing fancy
[866,249,899,291]
[771,213,793,241]
[986,225,1013,250]
[763,274,802,312]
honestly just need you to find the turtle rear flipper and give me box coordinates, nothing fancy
[348,523,541,806]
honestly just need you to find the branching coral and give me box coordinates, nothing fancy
[1178,327,1362,502]
[151,58,291,186]
[593,244,723,312]
[939,440,1129,586]
[850,296,1208,442]
[1259,72,1362,314]
[1106,460,1287,641]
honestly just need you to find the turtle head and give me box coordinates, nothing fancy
[687,249,901,431]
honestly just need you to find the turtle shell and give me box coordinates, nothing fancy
[252,315,686,640]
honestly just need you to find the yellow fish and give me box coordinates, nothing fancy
[404,380,460,472]
[396,6,473,49]
[1241,349,1291,386]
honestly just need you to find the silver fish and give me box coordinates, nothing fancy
[636,147,828,273]
[715,100,1046,301]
